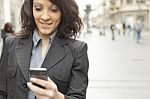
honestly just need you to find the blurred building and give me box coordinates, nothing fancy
[0,0,23,31]
[91,0,111,28]
[109,0,150,31]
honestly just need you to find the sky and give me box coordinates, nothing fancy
[75,0,103,17]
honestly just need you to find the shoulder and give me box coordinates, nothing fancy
[63,38,88,57]
[66,38,88,50]
[5,36,23,49]
[5,36,16,46]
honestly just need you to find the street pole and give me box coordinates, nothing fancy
[84,4,92,33]
[103,1,106,36]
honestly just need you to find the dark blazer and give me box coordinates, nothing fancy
[0,35,89,99]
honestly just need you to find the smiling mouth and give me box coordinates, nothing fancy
[40,22,52,28]
[40,22,52,25]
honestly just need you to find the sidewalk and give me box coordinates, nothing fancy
[79,28,150,99]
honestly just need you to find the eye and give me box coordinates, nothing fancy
[51,5,59,12]
[51,8,58,12]
[35,7,42,11]
[33,4,42,11]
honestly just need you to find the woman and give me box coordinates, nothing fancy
[0,0,89,99]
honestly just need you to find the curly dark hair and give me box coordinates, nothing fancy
[19,0,83,39]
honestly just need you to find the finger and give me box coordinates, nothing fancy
[48,77,53,82]
[47,77,57,89]
[30,78,52,89]
[27,82,46,96]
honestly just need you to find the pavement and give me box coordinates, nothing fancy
[79,28,150,99]
[0,29,150,99]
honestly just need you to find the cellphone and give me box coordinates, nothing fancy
[30,68,48,89]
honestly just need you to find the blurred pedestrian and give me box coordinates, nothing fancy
[0,0,89,99]
[0,22,16,60]
[134,20,143,43]
[99,26,105,36]
[110,24,115,40]
[127,24,131,36]
[115,23,122,35]
[122,23,126,36]
[1,22,15,43]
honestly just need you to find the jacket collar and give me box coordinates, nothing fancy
[15,35,68,81]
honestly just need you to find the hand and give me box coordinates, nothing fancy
[27,77,64,99]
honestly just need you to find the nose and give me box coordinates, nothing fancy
[41,10,50,21]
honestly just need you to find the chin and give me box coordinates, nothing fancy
[41,30,53,34]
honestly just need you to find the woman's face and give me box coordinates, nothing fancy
[33,0,61,36]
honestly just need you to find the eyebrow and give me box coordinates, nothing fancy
[33,2,42,6]
[33,2,55,7]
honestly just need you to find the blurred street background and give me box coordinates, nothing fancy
[1,0,150,99]
[79,27,150,99]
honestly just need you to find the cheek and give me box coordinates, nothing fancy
[55,18,61,24]
[53,19,61,27]
[53,12,61,22]
[53,15,61,25]
[33,14,39,21]
[33,11,40,21]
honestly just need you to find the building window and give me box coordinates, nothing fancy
[136,0,145,3]
[127,0,133,4]
[137,16,144,22]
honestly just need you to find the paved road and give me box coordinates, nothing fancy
[79,28,150,99]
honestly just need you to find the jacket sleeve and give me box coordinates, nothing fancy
[65,42,89,99]
[0,37,14,99]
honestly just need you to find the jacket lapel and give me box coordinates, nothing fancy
[15,36,68,81]
[41,36,68,70]
[15,37,33,81]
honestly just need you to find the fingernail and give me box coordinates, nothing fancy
[27,82,32,86]
[30,78,36,82]
[48,77,51,81]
